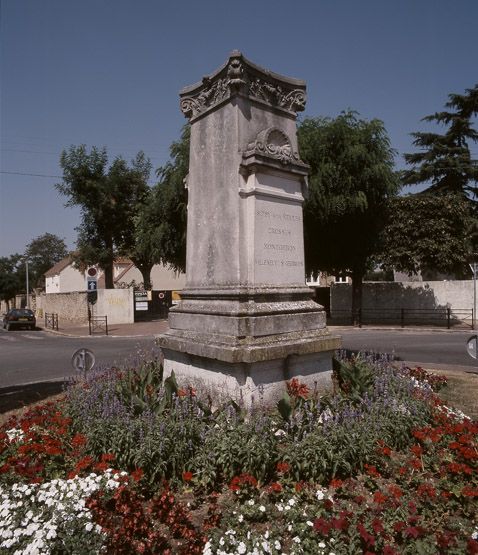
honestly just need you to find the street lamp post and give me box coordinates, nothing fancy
[25,259,30,309]
[474,262,477,331]
[470,261,477,330]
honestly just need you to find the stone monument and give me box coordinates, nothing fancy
[158,51,341,402]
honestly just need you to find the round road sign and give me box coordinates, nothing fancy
[466,335,478,360]
[71,348,96,373]
[87,267,98,278]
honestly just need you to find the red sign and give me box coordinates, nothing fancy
[87,267,98,278]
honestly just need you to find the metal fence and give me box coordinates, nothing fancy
[44,312,59,331]
[329,307,474,329]
[88,315,108,336]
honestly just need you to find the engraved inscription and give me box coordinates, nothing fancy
[253,203,305,284]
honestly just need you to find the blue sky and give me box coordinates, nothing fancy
[1,0,477,257]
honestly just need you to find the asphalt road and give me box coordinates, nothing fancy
[0,328,156,389]
[1,327,477,391]
[337,328,477,369]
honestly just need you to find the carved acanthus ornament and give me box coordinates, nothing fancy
[180,51,307,120]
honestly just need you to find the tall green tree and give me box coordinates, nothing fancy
[298,111,399,318]
[0,255,23,306]
[379,193,475,278]
[402,84,478,197]
[134,126,189,276]
[57,146,151,288]
[25,233,68,290]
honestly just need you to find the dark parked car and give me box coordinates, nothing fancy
[2,308,36,331]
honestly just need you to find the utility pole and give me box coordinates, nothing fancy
[25,259,30,309]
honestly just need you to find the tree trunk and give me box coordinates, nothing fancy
[104,263,114,289]
[351,268,363,327]
[139,264,153,291]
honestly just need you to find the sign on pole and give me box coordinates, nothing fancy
[466,335,478,360]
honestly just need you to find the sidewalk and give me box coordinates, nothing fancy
[38,319,169,338]
[38,319,474,338]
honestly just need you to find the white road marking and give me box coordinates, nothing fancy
[21,334,44,340]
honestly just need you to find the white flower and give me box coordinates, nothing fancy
[288,498,296,506]
[292,536,301,543]
[318,542,326,548]
[259,505,266,512]
[274,429,286,436]
[316,489,325,501]
[238,514,244,523]
[237,542,247,554]
[274,540,281,549]
[247,499,255,506]
[306,520,313,527]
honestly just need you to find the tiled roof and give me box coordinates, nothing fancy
[44,255,74,277]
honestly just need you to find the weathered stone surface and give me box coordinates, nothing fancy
[157,52,341,402]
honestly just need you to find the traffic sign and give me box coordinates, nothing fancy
[87,279,97,291]
[87,267,98,278]
[71,348,96,373]
[466,335,478,359]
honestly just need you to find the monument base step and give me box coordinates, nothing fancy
[161,347,335,406]
[157,328,341,364]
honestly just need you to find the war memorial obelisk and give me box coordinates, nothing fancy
[158,51,341,402]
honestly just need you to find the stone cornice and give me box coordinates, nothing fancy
[180,51,307,121]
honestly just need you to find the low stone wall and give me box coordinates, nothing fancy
[35,289,134,325]
[36,292,89,323]
[331,280,474,324]
[94,289,134,325]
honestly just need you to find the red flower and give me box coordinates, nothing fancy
[276,461,290,474]
[410,444,423,457]
[372,518,384,535]
[75,455,94,472]
[364,464,381,477]
[269,482,282,493]
[71,433,87,447]
[357,523,375,546]
[329,478,343,489]
[286,378,309,399]
[313,517,331,536]
[467,538,478,554]
[373,491,387,505]
[462,486,478,497]
[388,485,403,500]
[393,521,406,533]
[182,471,193,482]
[131,468,144,482]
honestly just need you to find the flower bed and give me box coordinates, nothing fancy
[1,354,477,554]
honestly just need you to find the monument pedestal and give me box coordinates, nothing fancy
[157,52,341,403]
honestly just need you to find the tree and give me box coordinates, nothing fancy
[134,126,189,276]
[25,233,68,290]
[379,193,475,278]
[298,111,399,319]
[402,84,478,198]
[0,255,23,306]
[57,146,151,288]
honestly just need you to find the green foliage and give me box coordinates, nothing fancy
[298,111,399,314]
[135,125,190,273]
[57,146,151,288]
[379,192,475,276]
[25,233,68,290]
[332,356,375,402]
[402,83,478,198]
[0,254,23,303]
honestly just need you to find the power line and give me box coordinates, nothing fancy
[0,171,63,178]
